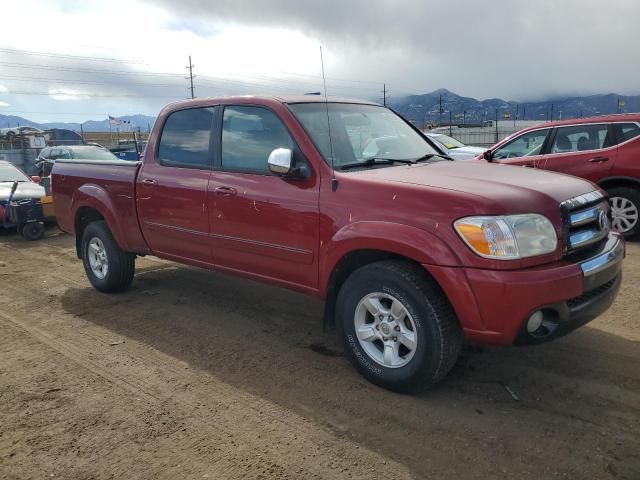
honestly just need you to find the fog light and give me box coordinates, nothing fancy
[526,311,544,333]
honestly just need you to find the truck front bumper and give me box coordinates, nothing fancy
[426,232,624,345]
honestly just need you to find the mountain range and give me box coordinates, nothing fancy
[391,89,640,126]
[0,114,156,133]
[1,90,639,132]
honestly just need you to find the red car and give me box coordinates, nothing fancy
[52,96,623,392]
[482,114,640,237]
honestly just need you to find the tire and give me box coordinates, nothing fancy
[607,187,640,239]
[20,222,45,241]
[336,260,462,393]
[81,220,135,292]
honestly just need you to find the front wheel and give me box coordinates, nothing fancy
[608,187,640,239]
[81,221,135,292]
[336,260,462,393]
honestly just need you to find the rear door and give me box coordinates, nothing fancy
[136,106,216,264]
[539,123,617,183]
[208,105,319,290]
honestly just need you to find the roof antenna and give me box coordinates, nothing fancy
[320,46,338,192]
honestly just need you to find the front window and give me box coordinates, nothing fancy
[0,162,30,182]
[222,106,294,174]
[288,103,438,169]
[493,129,550,159]
[69,147,118,161]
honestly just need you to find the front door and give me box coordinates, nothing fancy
[492,127,551,169]
[137,106,216,264]
[208,105,319,291]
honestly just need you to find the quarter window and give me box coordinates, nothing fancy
[492,129,550,159]
[550,124,612,153]
[221,106,293,174]
[157,107,215,169]
[614,123,640,144]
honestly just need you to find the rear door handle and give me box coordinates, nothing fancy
[214,186,237,196]
[588,156,609,163]
[141,178,158,186]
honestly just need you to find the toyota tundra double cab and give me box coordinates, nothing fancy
[52,96,624,392]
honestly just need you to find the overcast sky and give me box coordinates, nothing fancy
[0,0,638,123]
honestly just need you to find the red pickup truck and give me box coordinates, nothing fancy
[52,96,624,392]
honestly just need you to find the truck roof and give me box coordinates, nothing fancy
[162,95,381,111]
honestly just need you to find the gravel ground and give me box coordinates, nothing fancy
[0,228,638,479]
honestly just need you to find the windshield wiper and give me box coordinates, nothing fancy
[338,157,416,171]
[413,153,453,163]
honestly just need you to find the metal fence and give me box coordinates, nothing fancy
[428,121,546,147]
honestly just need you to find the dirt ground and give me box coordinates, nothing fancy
[0,228,638,480]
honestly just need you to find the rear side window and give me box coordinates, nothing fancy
[614,123,640,144]
[221,106,293,174]
[492,129,550,159]
[550,124,612,153]
[157,107,215,169]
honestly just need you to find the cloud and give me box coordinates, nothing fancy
[145,0,640,100]
[0,101,9,107]
[0,85,8,93]
[48,88,91,101]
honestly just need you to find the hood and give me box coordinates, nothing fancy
[349,160,597,213]
[0,181,46,202]
[452,146,486,155]
[447,146,486,160]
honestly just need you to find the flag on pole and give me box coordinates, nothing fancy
[109,115,122,126]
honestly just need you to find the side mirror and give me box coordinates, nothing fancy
[268,148,293,175]
[482,150,492,161]
[31,175,42,184]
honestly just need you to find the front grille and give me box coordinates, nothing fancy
[567,277,617,309]
[561,191,610,258]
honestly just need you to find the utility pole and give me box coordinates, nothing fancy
[439,94,443,126]
[522,104,526,120]
[495,109,499,143]
[449,111,452,136]
[186,55,195,99]
[382,83,387,107]
[550,103,554,122]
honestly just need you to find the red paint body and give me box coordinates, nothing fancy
[482,113,640,187]
[52,97,623,345]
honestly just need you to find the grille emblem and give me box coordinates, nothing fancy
[598,209,609,231]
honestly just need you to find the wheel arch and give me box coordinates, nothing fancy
[320,222,462,329]
[71,184,127,258]
[597,176,640,192]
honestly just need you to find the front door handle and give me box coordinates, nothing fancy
[588,156,609,163]
[214,186,237,196]
[141,178,158,186]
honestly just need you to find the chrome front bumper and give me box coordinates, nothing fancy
[580,233,624,292]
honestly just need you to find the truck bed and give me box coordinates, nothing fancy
[52,159,149,254]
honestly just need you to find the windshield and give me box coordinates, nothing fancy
[0,163,29,182]
[288,103,438,169]
[432,134,464,149]
[70,147,118,161]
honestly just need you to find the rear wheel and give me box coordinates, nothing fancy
[336,260,462,393]
[608,187,640,239]
[81,221,135,292]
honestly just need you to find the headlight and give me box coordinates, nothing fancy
[454,214,557,259]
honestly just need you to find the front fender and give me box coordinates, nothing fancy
[71,184,130,251]
[319,221,463,294]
